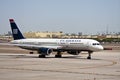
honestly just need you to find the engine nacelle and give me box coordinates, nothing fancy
[67,51,80,55]
[38,48,52,55]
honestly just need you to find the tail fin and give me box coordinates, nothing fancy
[9,19,25,40]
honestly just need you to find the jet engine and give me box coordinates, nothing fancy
[67,51,80,55]
[38,48,52,55]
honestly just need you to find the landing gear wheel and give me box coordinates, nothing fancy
[55,54,62,58]
[39,55,46,58]
[29,52,34,54]
[55,51,62,58]
[87,56,91,59]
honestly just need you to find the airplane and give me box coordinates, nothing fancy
[9,19,103,59]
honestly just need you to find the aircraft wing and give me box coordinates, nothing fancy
[0,42,12,46]
[0,43,62,49]
[20,44,62,49]
[15,44,63,49]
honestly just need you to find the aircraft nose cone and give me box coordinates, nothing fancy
[98,46,104,51]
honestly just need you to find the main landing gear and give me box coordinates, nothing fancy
[55,51,62,58]
[39,54,46,58]
[38,52,62,58]
[87,51,93,59]
[38,51,46,58]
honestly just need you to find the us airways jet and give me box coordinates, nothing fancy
[9,19,103,59]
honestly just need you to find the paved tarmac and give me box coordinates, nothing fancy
[0,50,120,80]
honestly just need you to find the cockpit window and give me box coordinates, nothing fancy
[97,43,100,45]
[92,43,100,45]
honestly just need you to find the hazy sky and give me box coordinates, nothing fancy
[0,0,120,34]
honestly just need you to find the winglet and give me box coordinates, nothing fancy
[9,19,25,40]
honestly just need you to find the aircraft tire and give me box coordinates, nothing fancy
[39,55,46,58]
[87,56,91,59]
[55,55,62,58]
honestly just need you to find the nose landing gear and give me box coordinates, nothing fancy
[87,51,93,59]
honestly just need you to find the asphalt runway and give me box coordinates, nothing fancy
[0,45,120,80]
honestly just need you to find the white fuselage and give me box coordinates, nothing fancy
[9,19,103,58]
[11,38,103,52]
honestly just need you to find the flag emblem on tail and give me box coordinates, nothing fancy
[13,29,18,34]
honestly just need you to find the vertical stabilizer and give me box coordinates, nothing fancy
[9,19,25,40]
